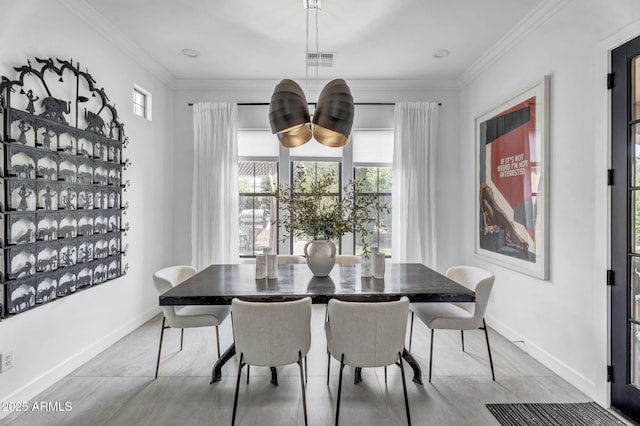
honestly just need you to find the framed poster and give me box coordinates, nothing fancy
[475,76,549,279]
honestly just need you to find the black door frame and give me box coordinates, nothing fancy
[610,34,640,422]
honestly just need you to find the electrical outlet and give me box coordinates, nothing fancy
[1,351,14,373]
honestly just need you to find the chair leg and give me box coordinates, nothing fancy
[180,328,184,351]
[327,350,331,386]
[335,354,345,426]
[246,365,250,384]
[409,311,414,352]
[304,355,308,384]
[154,317,166,379]
[461,330,465,352]
[398,352,411,426]
[232,353,244,426]
[215,325,221,358]
[298,351,308,426]
[428,329,434,383]
[384,366,387,384]
[326,310,330,385]
[482,319,495,381]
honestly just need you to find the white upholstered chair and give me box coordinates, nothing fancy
[231,297,312,426]
[277,255,307,264]
[409,265,495,382]
[325,297,411,426]
[152,265,230,379]
[334,255,360,264]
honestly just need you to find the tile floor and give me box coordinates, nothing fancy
[1,305,609,425]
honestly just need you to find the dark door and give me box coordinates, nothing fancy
[611,35,640,422]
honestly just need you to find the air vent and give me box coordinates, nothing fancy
[307,51,334,67]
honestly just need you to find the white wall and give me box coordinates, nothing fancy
[460,0,640,405]
[171,80,462,271]
[0,2,174,412]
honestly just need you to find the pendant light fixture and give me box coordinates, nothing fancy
[268,79,312,147]
[268,1,354,148]
[312,78,354,147]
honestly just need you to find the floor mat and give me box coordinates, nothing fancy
[486,402,629,426]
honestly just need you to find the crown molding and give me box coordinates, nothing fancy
[171,79,281,91]
[458,0,571,86]
[347,79,460,92]
[59,0,174,84]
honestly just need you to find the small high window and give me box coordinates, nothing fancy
[133,85,152,120]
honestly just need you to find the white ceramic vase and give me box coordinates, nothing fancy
[373,252,386,279]
[255,255,267,279]
[304,239,336,277]
[360,253,373,277]
[266,253,278,279]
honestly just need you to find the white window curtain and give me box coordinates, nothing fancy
[191,102,239,269]
[392,102,439,266]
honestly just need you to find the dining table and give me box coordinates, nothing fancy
[159,262,475,386]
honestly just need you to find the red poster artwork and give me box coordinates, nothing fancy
[479,96,536,262]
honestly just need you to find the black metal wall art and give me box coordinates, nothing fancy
[0,57,129,319]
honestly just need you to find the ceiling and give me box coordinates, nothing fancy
[82,0,545,82]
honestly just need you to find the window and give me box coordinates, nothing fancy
[238,130,280,257]
[236,106,394,258]
[352,130,394,256]
[354,166,392,255]
[290,160,341,255]
[238,161,278,256]
[133,86,152,120]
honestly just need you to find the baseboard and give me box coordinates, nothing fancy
[485,314,600,402]
[0,306,159,420]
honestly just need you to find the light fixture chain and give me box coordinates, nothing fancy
[306,6,309,83]
[315,7,319,80]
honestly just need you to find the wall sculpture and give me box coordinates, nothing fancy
[0,57,130,318]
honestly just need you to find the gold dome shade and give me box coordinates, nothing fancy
[312,79,354,147]
[312,125,348,147]
[269,79,311,144]
[277,123,312,148]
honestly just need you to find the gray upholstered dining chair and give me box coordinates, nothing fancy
[152,265,230,379]
[277,255,307,264]
[408,265,495,382]
[231,297,312,426]
[325,297,411,426]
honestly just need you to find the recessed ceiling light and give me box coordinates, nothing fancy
[181,49,200,58]
[433,49,450,59]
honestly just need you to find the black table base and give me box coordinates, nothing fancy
[211,344,423,386]
[211,344,279,386]
[210,344,235,384]
[402,348,424,385]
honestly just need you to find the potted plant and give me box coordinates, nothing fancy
[276,164,389,276]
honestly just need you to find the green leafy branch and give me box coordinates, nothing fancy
[275,164,389,253]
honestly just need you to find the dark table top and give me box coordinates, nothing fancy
[159,263,475,306]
